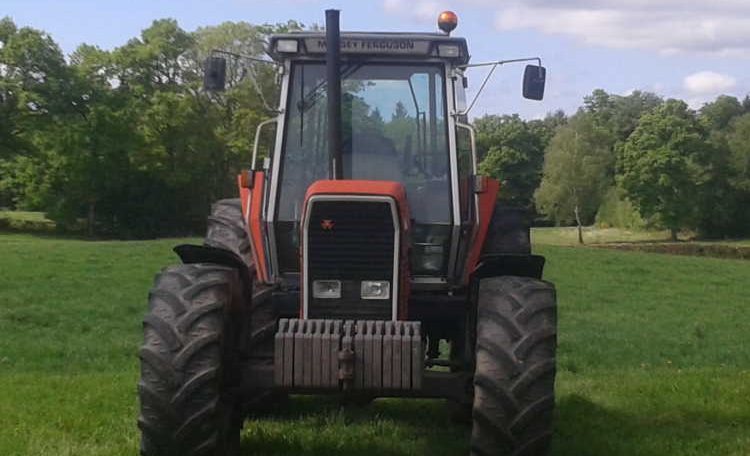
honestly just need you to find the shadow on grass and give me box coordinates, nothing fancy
[553,394,749,456]
[239,396,469,455]
[238,394,749,455]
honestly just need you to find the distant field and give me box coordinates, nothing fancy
[533,227,750,260]
[1,233,749,455]
[532,226,672,246]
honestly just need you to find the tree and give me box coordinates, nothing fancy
[700,95,744,131]
[692,95,747,237]
[723,113,750,235]
[617,100,709,240]
[0,18,72,209]
[535,113,614,243]
[392,101,409,120]
[476,114,545,207]
[582,89,662,143]
[528,110,567,149]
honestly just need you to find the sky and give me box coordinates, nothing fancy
[3,0,750,119]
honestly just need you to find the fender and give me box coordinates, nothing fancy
[473,254,545,280]
[174,244,255,303]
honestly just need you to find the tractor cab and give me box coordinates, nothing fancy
[203,13,546,304]
[268,31,468,287]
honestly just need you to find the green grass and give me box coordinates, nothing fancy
[1,233,749,455]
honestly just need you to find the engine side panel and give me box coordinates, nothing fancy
[238,172,270,283]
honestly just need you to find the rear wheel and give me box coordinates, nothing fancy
[470,276,557,456]
[138,264,242,456]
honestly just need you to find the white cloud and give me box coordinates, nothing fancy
[383,0,750,55]
[383,0,448,22]
[683,71,737,95]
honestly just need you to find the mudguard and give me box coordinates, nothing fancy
[473,254,545,280]
[174,244,255,299]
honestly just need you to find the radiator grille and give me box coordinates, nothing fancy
[306,199,396,320]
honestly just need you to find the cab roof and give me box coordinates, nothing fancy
[267,32,470,65]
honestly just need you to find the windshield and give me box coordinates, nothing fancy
[277,62,450,224]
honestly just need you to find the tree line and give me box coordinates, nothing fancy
[1,17,748,239]
[0,17,298,237]
[478,91,750,241]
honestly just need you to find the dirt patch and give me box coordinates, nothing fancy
[593,242,750,260]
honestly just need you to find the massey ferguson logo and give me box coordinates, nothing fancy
[320,219,335,231]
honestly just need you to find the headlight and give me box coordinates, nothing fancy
[438,44,460,57]
[312,280,341,299]
[276,39,299,53]
[361,281,390,300]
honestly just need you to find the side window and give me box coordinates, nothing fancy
[456,117,472,223]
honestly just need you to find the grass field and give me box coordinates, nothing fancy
[1,232,749,455]
[533,226,750,248]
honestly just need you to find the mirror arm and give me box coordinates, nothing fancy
[457,57,543,116]
[460,62,499,116]
[252,117,280,170]
[210,49,282,114]
[211,49,279,67]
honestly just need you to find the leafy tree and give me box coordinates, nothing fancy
[535,113,614,243]
[723,113,750,235]
[476,114,545,207]
[610,90,662,141]
[692,96,748,237]
[528,110,567,149]
[582,89,662,143]
[0,18,71,208]
[617,100,709,240]
[700,95,744,131]
[392,101,409,120]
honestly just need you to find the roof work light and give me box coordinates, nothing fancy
[438,11,458,34]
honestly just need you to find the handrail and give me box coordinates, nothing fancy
[252,118,279,170]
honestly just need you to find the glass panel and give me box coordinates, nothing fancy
[456,117,473,223]
[278,63,450,225]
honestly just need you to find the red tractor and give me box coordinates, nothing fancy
[138,10,556,456]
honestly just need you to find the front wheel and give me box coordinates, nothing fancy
[471,276,557,456]
[138,264,242,456]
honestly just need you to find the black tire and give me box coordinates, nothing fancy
[471,276,557,456]
[204,197,276,361]
[205,198,252,269]
[138,264,242,456]
[204,197,280,409]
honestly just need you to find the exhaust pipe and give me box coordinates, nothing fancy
[326,9,343,180]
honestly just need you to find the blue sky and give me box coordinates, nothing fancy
[4,0,750,118]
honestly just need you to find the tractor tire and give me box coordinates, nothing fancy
[204,197,276,361]
[204,197,281,409]
[138,264,243,456]
[205,198,252,269]
[470,276,557,456]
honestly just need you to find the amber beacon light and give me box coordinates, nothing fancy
[438,11,458,34]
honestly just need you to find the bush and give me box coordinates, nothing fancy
[0,212,57,233]
[596,187,646,230]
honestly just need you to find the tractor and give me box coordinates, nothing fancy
[138,9,557,456]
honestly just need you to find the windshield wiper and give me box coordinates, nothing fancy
[297,63,363,113]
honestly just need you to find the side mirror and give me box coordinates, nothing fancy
[523,65,546,101]
[204,56,227,91]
